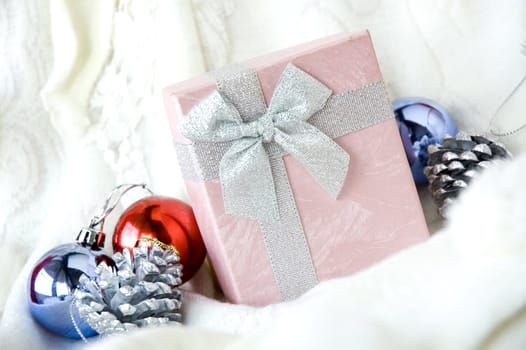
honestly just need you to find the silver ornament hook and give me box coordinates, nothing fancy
[89,183,154,231]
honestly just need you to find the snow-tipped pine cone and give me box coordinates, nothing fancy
[74,240,183,336]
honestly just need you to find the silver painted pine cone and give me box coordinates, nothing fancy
[74,240,183,337]
[424,131,511,217]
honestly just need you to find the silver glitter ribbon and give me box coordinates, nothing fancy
[176,64,392,300]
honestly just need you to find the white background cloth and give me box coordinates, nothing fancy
[1,0,526,349]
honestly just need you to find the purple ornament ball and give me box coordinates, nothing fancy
[392,97,457,185]
[28,242,114,339]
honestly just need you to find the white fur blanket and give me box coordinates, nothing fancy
[1,0,525,349]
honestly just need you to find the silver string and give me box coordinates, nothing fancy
[489,72,526,137]
[69,296,88,343]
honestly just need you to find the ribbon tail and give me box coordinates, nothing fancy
[220,139,280,222]
[259,154,319,300]
[275,122,350,198]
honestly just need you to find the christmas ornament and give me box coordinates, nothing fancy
[28,183,190,340]
[393,97,457,185]
[74,240,183,339]
[28,227,114,339]
[113,196,206,283]
[424,132,511,216]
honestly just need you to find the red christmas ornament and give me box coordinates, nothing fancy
[113,196,206,283]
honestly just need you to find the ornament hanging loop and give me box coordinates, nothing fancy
[89,183,153,231]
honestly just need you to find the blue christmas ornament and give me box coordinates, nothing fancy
[393,97,457,185]
[28,228,114,339]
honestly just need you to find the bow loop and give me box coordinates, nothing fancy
[179,91,245,143]
[267,64,332,123]
[179,64,350,223]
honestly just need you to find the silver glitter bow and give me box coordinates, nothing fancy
[179,64,350,223]
[174,63,393,300]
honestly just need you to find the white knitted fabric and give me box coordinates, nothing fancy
[1,0,525,349]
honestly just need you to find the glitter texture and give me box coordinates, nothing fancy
[176,64,392,300]
[74,241,183,337]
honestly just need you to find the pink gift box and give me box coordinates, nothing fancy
[163,31,428,306]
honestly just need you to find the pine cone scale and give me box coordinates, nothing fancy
[424,132,511,216]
